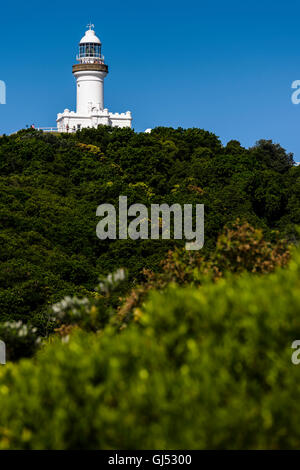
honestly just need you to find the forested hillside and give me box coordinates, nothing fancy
[1,126,300,449]
[0,126,299,337]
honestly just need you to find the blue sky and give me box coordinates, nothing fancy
[1,0,300,160]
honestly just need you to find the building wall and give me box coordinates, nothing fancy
[74,70,106,114]
[109,112,132,128]
[57,111,132,132]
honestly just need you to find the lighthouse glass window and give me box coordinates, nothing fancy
[79,44,101,58]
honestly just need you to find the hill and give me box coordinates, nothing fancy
[0,126,299,337]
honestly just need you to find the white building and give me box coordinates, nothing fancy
[57,24,132,132]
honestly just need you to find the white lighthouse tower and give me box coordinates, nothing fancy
[74,25,107,115]
[57,24,132,132]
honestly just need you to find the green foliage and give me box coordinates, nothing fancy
[1,249,300,449]
[0,127,299,350]
[117,220,290,324]
[48,268,128,333]
[0,321,41,361]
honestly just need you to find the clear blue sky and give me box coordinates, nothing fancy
[1,0,300,160]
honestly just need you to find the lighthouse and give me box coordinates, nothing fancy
[74,24,107,115]
[57,24,132,132]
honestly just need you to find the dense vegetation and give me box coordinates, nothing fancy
[1,249,300,449]
[0,126,300,449]
[0,127,299,337]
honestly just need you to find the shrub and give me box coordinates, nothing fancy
[214,219,290,273]
[0,321,41,361]
[117,220,290,323]
[0,249,300,449]
[48,269,127,333]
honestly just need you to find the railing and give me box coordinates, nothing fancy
[36,127,59,132]
[76,56,105,64]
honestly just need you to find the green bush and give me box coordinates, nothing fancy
[1,249,300,449]
[117,220,290,324]
[48,269,127,333]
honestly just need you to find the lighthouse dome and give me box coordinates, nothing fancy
[80,27,101,45]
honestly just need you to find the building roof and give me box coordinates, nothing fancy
[80,28,101,45]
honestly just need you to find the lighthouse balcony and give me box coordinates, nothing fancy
[76,55,105,64]
[72,63,108,73]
